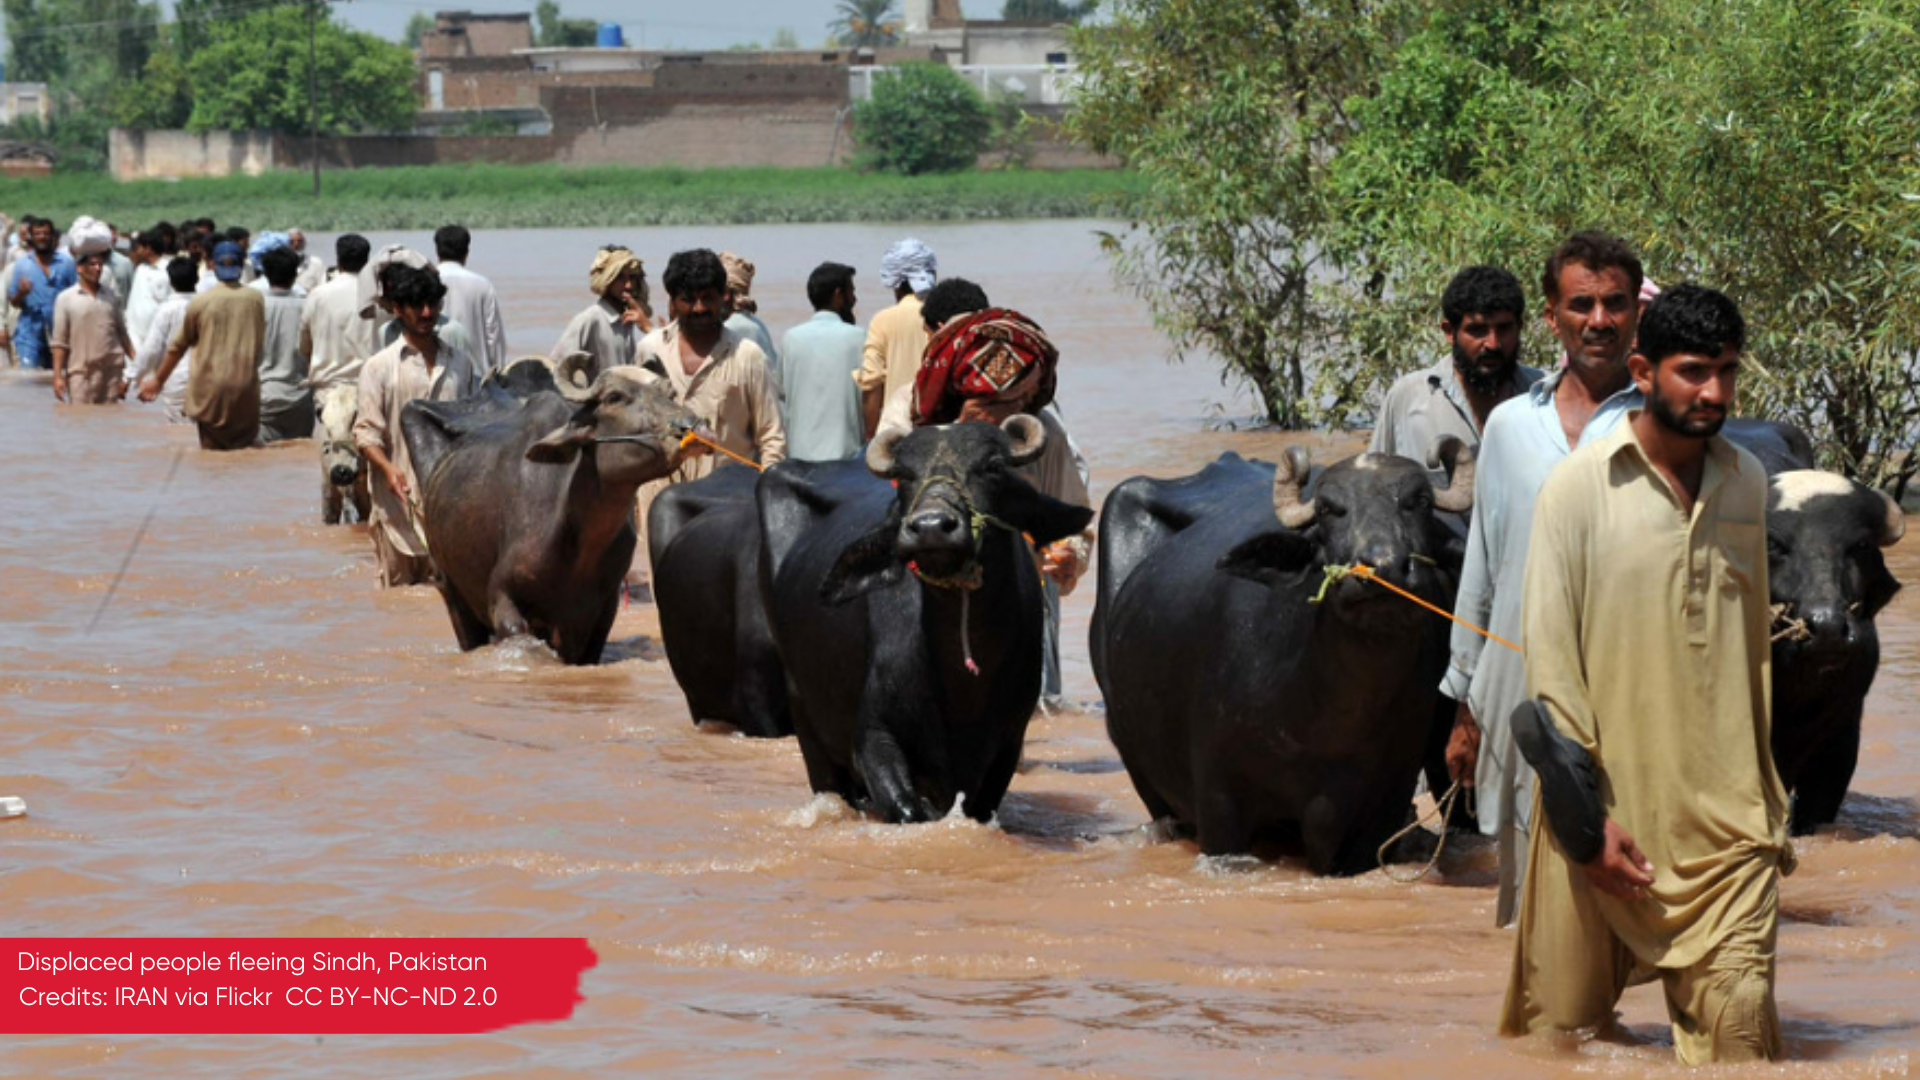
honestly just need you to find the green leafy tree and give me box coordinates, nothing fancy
[1334,0,1920,485]
[404,11,435,47]
[184,5,417,134]
[831,0,901,48]
[1073,0,1920,481]
[172,0,299,61]
[1068,0,1393,427]
[771,26,801,48]
[2,0,66,83]
[854,62,992,175]
[110,29,194,129]
[1002,0,1098,21]
[534,0,599,47]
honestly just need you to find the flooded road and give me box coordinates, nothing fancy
[3,221,1917,1077]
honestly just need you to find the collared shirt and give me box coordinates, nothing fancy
[352,336,480,557]
[778,310,866,462]
[439,260,510,373]
[378,313,473,361]
[135,292,194,421]
[632,323,787,556]
[172,282,266,436]
[635,322,787,478]
[854,293,927,398]
[551,297,636,381]
[1513,419,1789,970]
[249,278,306,300]
[300,274,375,390]
[259,287,311,422]
[1368,357,1544,479]
[51,284,130,377]
[725,310,780,380]
[1442,367,1643,837]
[11,250,77,364]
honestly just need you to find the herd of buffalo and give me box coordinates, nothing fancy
[390,357,1906,874]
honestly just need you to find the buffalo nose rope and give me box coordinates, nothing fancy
[1311,559,1524,881]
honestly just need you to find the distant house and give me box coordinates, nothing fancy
[1,82,52,126]
[419,11,535,59]
[901,0,1072,65]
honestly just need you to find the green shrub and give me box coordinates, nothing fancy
[854,63,992,176]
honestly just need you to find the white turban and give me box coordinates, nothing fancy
[879,238,937,294]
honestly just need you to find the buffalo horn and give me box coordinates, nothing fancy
[1879,489,1907,547]
[1428,435,1477,514]
[1271,445,1316,529]
[1002,413,1047,465]
[866,425,909,478]
[552,351,597,402]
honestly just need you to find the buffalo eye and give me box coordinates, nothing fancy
[1765,536,1787,562]
[1401,489,1433,512]
[1318,498,1347,518]
[602,391,629,407]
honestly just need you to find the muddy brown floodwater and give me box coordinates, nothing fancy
[3,221,1917,1078]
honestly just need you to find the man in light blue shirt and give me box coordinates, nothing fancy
[9,217,77,370]
[778,262,865,462]
[1441,232,1648,926]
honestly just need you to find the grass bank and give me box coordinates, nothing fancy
[0,164,1145,231]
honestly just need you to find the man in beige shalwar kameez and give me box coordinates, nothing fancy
[631,248,786,579]
[352,265,479,587]
[1500,285,1793,1064]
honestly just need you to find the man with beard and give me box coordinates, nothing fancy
[1442,232,1647,926]
[9,217,77,371]
[1500,284,1790,1063]
[778,260,865,461]
[1369,265,1542,482]
[631,248,785,572]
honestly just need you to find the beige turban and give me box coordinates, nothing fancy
[591,247,641,293]
[719,251,757,313]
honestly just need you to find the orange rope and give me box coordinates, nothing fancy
[1347,564,1524,655]
[681,431,763,471]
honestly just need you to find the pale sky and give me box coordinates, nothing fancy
[0,3,994,56]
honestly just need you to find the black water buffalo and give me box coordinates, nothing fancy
[401,358,699,664]
[1092,442,1474,872]
[1762,469,1905,831]
[758,416,1094,823]
[649,463,791,737]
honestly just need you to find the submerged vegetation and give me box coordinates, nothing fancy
[0,165,1142,231]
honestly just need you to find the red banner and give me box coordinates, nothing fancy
[2,938,596,1034]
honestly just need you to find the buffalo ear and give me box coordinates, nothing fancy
[1862,551,1902,620]
[1217,529,1317,585]
[820,522,905,605]
[527,421,595,464]
[1017,494,1094,550]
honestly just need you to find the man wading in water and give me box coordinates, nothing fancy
[352,265,479,587]
[1443,233,1647,925]
[1500,284,1793,1063]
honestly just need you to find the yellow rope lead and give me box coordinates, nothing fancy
[1346,563,1524,655]
[681,431,763,471]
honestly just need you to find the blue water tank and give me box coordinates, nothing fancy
[596,23,624,48]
